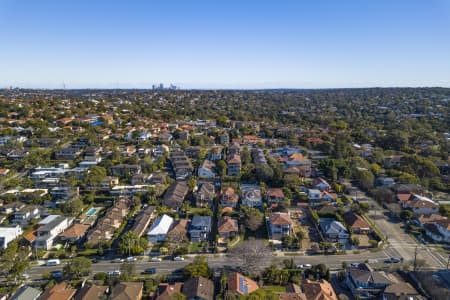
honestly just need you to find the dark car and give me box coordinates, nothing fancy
[384,257,402,263]
[142,268,156,274]
[50,271,63,279]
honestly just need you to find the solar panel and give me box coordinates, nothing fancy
[239,277,249,294]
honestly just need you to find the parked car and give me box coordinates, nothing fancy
[112,258,124,263]
[296,264,304,269]
[107,270,121,276]
[50,271,63,279]
[46,259,61,266]
[21,273,31,280]
[150,257,162,262]
[384,257,402,263]
[142,268,156,274]
[303,264,312,268]
[126,257,137,262]
[173,256,185,261]
[349,262,360,268]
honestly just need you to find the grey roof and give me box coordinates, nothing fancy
[191,216,212,228]
[39,216,68,232]
[10,286,41,300]
[319,218,348,235]
[347,264,393,285]
[182,277,214,300]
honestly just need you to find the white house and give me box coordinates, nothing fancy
[405,194,439,215]
[147,214,174,243]
[240,184,262,207]
[198,160,216,179]
[0,225,23,249]
[34,216,73,250]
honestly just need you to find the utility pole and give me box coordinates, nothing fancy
[413,246,419,272]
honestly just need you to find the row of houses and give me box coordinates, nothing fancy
[86,197,131,245]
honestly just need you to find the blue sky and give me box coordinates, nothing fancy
[1,0,450,89]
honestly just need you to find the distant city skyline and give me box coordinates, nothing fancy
[1,0,450,89]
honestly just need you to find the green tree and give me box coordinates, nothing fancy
[84,166,107,187]
[119,231,147,256]
[241,207,264,231]
[63,257,92,279]
[183,256,211,278]
[120,262,136,281]
[61,198,84,217]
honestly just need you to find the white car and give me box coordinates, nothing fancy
[112,258,124,263]
[173,256,185,261]
[21,274,31,280]
[107,270,121,276]
[303,264,312,268]
[126,257,137,262]
[150,257,162,262]
[296,264,304,269]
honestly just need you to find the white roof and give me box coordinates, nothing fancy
[39,215,60,225]
[308,189,321,194]
[147,214,174,236]
[412,194,436,204]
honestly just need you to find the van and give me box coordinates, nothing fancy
[46,259,61,266]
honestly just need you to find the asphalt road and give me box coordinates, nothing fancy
[25,250,391,280]
[350,184,449,269]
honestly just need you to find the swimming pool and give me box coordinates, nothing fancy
[86,207,98,217]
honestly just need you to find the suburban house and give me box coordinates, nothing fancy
[416,213,446,227]
[345,263,394,299]
[319,218,349,242]
[228,143,241,156]
[0,225,23,249]
[130,206,156,237]
[221,187,239,208]
[405,194,439,215]
[167,219,190,243]
[11,206,40,226]
[217,216,239,239]
[155,282,183,300]
[9,286,41,300]
[240,184,263,207]
[303,279,338,300]
[342,211,371,234]
[189,216,212,243]
[382,281,421,300]
[312,177,331,191]
[182,277,214,300]
[252,148,267,165]
[266,188,285,206]
[195,182,215,208]
[284,153,312,177]
[376,177,395,187]
[110,164,141,177]
[198,160,216,179]
[308,189,337,206]
[54,146,82,160]
[170,151,193,180]
[208,147,223,161]
[220,133,229,145]
[110,282,143,300]
[34,215,73,250]
[227,154,241,176]
[58,224,90,243]
[163,181,189,210]
[269,212,293,240]
[147,214,174,243]
[73,284,108,300]
[39,282,77,300]
[228,272,259,296]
